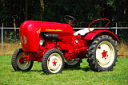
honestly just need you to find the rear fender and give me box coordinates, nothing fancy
[84,30,119,41]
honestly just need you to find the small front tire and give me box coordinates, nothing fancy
[11,48,33,71]
[42,49,64,74]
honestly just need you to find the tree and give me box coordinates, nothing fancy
[40,0,44,11]
[0,0,128,26]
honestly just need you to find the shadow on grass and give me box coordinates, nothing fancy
[11,66,92,75]
[64,66,91,72]
[11,70,43,73]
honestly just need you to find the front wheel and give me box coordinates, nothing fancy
[64,58,82,68]
[87,35,117,72]
[11,48,33,71]
[42,49,64,74]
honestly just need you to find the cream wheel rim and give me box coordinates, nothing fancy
[17,52,31,70]
[96,41,115,68]
[47,53,62,73]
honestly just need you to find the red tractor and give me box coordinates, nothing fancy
[11,15,119,74]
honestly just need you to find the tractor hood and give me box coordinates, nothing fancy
[19,20,73,52]
[20,20,73,34]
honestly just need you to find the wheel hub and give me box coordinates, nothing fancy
[52,60,57,66]
[102,50,108,59]
[19,58,25,64]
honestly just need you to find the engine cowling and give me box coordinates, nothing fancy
[20,20,74,52]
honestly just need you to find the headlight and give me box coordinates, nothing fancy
[24,36,27,44]
[40,40,45,46]
[20,36,23,44]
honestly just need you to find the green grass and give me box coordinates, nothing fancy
[0,56,128,85]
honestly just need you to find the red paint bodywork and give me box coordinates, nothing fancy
[20,21,73,51]
[19,19,119,62]
[84,30,119,41]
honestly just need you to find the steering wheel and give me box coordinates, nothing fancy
[64,15,78,26]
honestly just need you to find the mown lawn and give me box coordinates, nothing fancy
[0,56,128,85]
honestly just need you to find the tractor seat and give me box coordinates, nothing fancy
[74,28,94,36]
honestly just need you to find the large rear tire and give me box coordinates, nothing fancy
[42,49,64,74]
[87,35,117,72]
[11,48,33,71]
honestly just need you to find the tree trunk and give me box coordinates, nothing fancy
[97,11,102,27]
[40,0,44,11]
[13,18,16,42]
[25,0,28,20]
[4,31,8,42]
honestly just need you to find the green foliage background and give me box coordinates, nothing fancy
[0,0,128,26]
[0,0,128,43]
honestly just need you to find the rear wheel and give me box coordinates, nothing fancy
[87,35,117,71]
[11,48,33,71]
[42,49,64,74]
